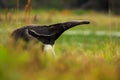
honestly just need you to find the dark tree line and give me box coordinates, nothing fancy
[0,0,119,14]
[109,0,120,14]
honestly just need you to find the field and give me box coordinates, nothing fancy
[0,9,120,80]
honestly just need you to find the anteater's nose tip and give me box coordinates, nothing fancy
[84,21,90,24]
[72,20,90,24]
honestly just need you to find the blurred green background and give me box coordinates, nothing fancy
[0,0,120,80]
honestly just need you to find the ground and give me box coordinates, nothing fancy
[0,9,120,80]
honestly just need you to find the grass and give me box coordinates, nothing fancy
[0,9,120,80]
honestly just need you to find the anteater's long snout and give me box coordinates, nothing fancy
[61,20,90,30]
[81,20,90,24]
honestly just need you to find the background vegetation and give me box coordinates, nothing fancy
[0,0,108,10]
[0,0,120,80]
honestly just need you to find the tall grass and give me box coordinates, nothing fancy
[0,40,120,80]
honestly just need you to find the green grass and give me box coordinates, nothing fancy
[0,10,120,80]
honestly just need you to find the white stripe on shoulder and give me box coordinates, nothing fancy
[29,29,41,36]
[29,29,52,36]
[25,29,34,38]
